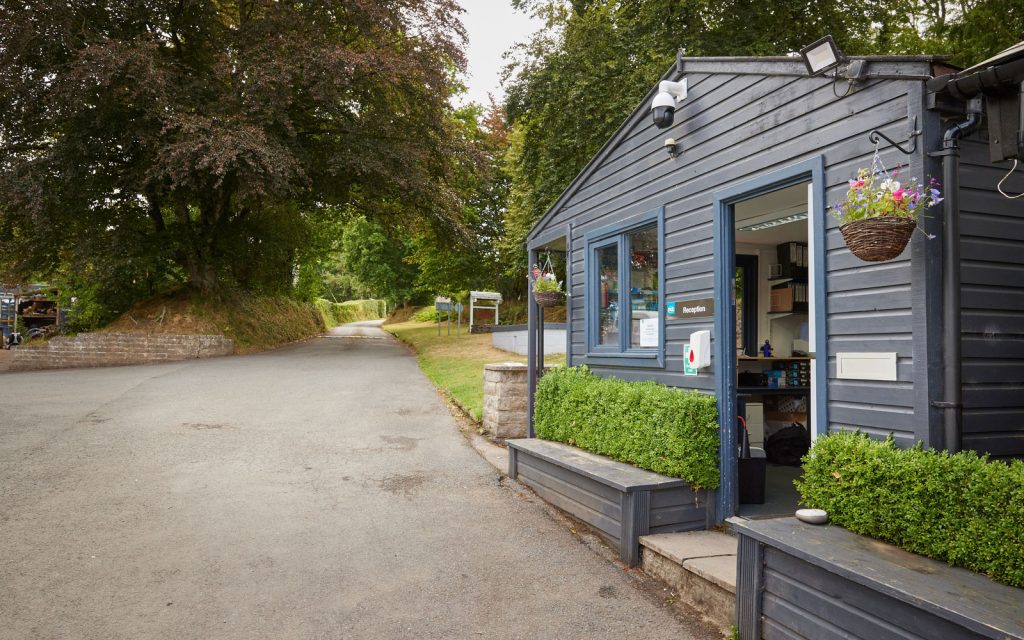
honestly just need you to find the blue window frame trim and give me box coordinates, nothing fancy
[583,207,666,369]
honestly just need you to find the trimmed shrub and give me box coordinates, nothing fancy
[797,432,1024,588]
[411,307,444,321]
[534,366,719,489]
[314,298,386,328]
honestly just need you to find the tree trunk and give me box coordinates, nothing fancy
[185,256,218,293]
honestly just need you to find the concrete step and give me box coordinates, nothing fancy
[640,531,737,636]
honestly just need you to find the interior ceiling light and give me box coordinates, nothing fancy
[737,212,808,232]
[799,35,844,77]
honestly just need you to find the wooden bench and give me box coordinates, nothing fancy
[507,438,715,565]
[730,517,1024,640]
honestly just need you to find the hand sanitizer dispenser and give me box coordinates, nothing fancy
[689,330,711,369]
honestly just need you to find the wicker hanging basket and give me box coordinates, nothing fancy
[533,289,563,308]
[839,216,917,262]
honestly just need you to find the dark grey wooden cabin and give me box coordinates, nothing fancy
[524,53,1024,521]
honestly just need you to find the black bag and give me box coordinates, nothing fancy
[765,423,810,466]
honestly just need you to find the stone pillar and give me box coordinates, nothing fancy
[483,362,549,439]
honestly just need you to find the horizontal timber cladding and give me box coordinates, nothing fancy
[760,550,995,640]
[732,518,1024,640]
[958,134,1024,458]
[541,58,933,442]
[507,439,712,565]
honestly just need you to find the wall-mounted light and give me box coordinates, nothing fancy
[799,35,844,77]
[663,138,680,159]
[651,79,688,129]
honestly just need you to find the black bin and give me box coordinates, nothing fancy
[738,449,767,504]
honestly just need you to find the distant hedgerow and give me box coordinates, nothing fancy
[314,299,386,328]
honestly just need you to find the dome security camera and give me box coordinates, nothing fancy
[651,79,688,129]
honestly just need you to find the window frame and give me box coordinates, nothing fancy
[584,207,665,368]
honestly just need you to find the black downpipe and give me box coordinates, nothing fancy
[935,97,983,453]
[1018,80,1024,159]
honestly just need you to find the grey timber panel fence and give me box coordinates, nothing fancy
[731,517,1024,640]
[957,135,1024,458]
[507,438,714,566]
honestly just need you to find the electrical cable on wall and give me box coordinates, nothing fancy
[996,159,1024,199]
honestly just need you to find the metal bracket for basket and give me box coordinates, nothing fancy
[868,116,920,155]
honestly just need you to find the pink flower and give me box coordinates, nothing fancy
[849,179,866,189]
[892,188,905,201]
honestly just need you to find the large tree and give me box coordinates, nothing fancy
[501,0,1023,254]
[0,0,466,293]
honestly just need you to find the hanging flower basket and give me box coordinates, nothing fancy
[530,256,564,308]
[839,216,918,262]
[832,162,943,263]
[533,289,564,308]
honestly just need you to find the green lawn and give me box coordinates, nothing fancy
[385,317,564,421]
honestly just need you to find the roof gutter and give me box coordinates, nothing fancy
[926,57,1024,99]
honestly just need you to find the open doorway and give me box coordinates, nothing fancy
[732,182,815,517]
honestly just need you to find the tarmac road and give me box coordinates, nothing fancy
[0,323,714,640]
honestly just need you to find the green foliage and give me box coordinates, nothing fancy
[532,274,562,293]
[314,299,386,329]
[501,0,1023,254]
[0,0,467,296]
[384,314,564,421]
[412,307,446,323]
[339,217,423,307]
[407,102,513,297]
[212,295,324,351]
[534,366,719,488]
[796,432,1024,588]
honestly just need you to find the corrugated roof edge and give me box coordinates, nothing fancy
[526,55,944,242]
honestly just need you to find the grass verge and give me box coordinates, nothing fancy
[385,312,564,421]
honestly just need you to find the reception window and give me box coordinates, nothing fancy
[585,208,664,367]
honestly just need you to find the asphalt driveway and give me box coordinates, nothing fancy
[0,326,712,639]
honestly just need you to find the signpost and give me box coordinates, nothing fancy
[435,296,452,336]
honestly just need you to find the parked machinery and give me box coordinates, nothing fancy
[2,285,61,347]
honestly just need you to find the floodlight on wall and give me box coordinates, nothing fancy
[799,35,844,77]
[663,137,681,158]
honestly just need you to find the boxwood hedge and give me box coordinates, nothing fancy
[796,432,1024,588]
[534,365,719,489]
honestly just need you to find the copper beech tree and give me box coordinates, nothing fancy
[0,0,467,293]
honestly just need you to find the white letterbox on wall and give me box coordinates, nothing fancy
[689,330,711,369]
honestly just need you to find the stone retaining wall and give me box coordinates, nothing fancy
[483,363,553,438]
[10,333,234,371]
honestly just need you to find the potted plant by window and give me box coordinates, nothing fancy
[531,264,563,308]
[833,168,943,262]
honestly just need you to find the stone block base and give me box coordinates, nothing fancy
[10,332,234,371]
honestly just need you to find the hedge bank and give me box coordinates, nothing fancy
[315,299,386,328]
[796,432,1024,588]
[534,366,719,489]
